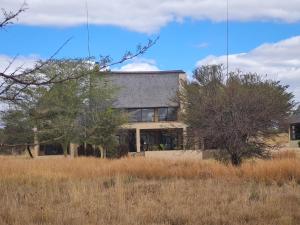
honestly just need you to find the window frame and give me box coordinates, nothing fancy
[141,108,155,122]
[127,107,177,123]
[158,107,177,122]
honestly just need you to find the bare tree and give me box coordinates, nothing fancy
[0,2,27,29]
[180,65,294,166]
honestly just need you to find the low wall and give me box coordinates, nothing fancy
[144,150,203,160]
[289,140,300,148]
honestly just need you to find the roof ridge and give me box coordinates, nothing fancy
[108,70,185,74]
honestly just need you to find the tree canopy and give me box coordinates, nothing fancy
[1,61,125,156]
[180,65,294,165]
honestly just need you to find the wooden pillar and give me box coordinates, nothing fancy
[183,127,187,150]
[32,126,39,157]
[136,128,141,152]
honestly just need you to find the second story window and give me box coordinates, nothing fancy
[128,109,142,122]
[158,107,177,121]
[158,108,168,121]
[142,108,154,122]
[127,107,177,122]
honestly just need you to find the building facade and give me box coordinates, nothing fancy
[107,70,188,154]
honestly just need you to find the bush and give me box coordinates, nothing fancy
[107,144,129,158]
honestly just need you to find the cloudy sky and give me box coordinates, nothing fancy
[1,0,300,101]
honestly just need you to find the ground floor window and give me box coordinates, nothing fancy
[290,123,300,140]
[140,130,180,151]
[117,129,183,152]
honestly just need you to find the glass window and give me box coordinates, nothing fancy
[142,108,154,122]
[128,109,141,122]
[158,107,177,121]
[291,124,300,140]
[167,107,177,121]
[158,108,168,121]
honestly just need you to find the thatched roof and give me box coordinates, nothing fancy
[104,70,185,109]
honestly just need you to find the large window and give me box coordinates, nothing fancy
[127,107,177,122]
[128,108,154,122]
[290,124,300,140]
[158,108,168,121]
[142,108,154,122]
[158,107,177,121]
[128,109,142,122]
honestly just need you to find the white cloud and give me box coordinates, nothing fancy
[196,36,300,102]
[0,55,39,112]
[0,54,160,73]
[118,58,159,71]
[0,54,39,74]
[3,0,300,33]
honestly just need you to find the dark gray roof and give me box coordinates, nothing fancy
[104,71,185,108]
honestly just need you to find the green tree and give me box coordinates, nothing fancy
[34,61,125,156]
[1,60,125,157]
[180,65,294,166]
[81,68,125,154]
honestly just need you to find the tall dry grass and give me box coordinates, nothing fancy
[0,155,299,225]
[0,154,299,184]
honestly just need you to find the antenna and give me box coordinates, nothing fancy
[226,0,229,79]
[85,0,91,59]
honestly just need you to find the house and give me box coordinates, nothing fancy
[107,70,188,155]
[289,114,300,147]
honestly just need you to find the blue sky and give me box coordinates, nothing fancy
[1,0,300,100]
[1,21,300,72]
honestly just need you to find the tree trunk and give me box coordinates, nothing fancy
[230,153,242,166]
[26,145,34,158]
[63,142,68,157]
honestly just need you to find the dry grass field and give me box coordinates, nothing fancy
[0,152,300,225]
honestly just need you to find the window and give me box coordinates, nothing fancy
[127,108,176,122]
[128,109,141,122]
[158,107,177,121]
[290,124,300,140]
[158,108,168,121]
[167,107,177,121]
[142,108,154,122]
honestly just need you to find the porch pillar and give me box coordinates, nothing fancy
[183,127,187,150]
[70,143,78,157]
[32,126,39,157]
[136,128,141,152]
